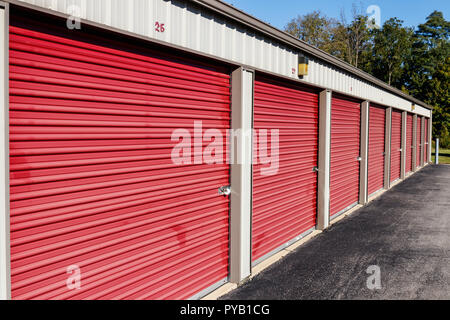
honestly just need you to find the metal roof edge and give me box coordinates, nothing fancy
[190,0,433,110]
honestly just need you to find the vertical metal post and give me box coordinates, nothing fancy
[435,138,439,165]
[359,101,369,205]
[317,90,332,230]
[412,114,418,172]
[229,67,253,284]
[424,118,429,165]
[0,1,10,301]
[420,116,425,167]
[384,107,392,189]
[428,114,433,164]
[400,111,407,180]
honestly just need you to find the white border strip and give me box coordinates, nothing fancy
[252,227,316,268]
[0,1,10,301]
[368,188,385,200]
[330,202,359,222]
[188,277,228,300]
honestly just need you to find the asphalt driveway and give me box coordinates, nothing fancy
[223,165,450,300]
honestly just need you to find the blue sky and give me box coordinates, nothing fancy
[224,0,450,30]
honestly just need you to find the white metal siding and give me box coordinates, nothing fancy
[305,57,430,117]
[15,0,431,118]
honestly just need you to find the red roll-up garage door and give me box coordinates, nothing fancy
[252,77,318,263]
[390,110,402,182]
[330,95,361,218]
[406,114,413,173]
[368,105,385,196]
[9,21,231,299]
[417,117,422,168]
[425,118,428,163]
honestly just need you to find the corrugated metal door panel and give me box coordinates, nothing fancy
[417,117,422,167]
[252,77,318,262]
[368,105,385,196]
[424,118,429,163]
[9,23,231,300]
[406,114,413,173]
[330,96,361,217]
[390,110,402,182]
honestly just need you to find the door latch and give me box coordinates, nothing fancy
[356,157,362,161]
[312,167,319,172]
[218,186,231,197]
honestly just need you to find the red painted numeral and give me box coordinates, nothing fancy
[155,22,165,33]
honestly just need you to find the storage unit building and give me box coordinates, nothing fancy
[0,0,433,300]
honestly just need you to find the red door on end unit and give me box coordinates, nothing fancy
[9,21,231,300]
[368,105,386,196]
[417,117,422,167]
[330,95,361,218]
[406,114,413,173]
[390,110,402,182]
[252,76,319,263]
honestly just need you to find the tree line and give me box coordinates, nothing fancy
[285,6,449,147]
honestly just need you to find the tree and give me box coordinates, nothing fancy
[427,58,450,141]
[405,11,449,97]
[284,6,371,68]
[341,14,370,68]
[284,8,449,144]
[404,11,450,140]
[415,10,450,47]
[284,11,337,52]
[364,18,414,86]
[331,5,371,68]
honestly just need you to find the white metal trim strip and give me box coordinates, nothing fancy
[368,188,385,200]
[251,227,316,268]
[330,202,359,222]
[188,277,228,300]
[0,1,10,301]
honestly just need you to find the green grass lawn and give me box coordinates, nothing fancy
[432,145,450,164]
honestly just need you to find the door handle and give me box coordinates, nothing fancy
[357,157,362,161]
[218,186,231,197]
